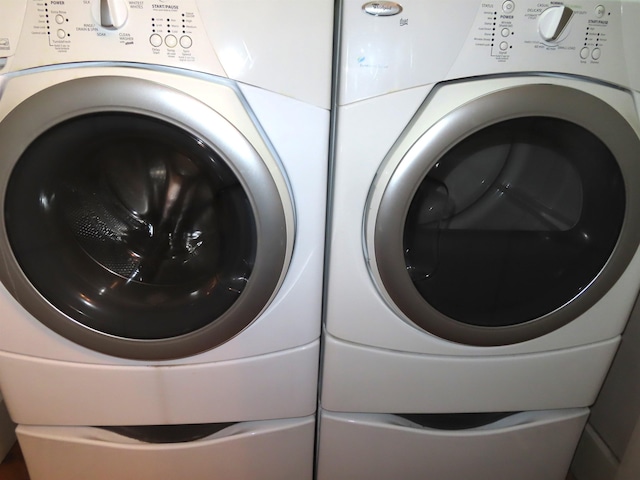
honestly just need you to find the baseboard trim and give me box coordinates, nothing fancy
[0,393,16,462]
[571,423,619,480]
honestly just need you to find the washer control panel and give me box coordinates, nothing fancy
[339,0,635,105]
[8,0,224,74]
[0,0,335,109]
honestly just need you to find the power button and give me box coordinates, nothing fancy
[502,1,515,13]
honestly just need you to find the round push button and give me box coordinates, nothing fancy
[165,34,178,48]
[502,1,515,13]
[179,36,193,49]
[150,34,162,47]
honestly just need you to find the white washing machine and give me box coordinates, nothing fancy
[317,0,640,478]
[0,1,332,479]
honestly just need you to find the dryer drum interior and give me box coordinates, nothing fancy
[403,116,624,326]
[371,85,640,346]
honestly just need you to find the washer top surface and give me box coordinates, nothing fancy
[338,0,640,105]
[0,0,333,109]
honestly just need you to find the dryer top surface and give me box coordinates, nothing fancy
[338,0,640,104]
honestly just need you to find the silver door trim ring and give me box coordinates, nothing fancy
[367,83,640,346]
[0,75,292,360]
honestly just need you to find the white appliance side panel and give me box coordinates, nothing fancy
[197,0,334,108]
[623,1,640,92]
[337,0,478,104]
[0,0,27,59]
[0,392,16,462]
[320,334,618,413]
[0,340,319,426]
[236,83,329,347]
[17,416,315,480]
[316,409,588,480]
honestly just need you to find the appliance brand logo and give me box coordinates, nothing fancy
[362,1,403,16]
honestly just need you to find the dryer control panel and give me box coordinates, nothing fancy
[339,0,638,104]
[449,0,623,76]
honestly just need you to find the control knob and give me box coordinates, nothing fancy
[93,0,128,30]
[538,5,573,43]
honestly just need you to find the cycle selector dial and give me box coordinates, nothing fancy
[93,0,129,30]
[538,5,574,43]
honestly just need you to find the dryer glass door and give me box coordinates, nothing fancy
[403,116,623,326]
[370,84,640,346]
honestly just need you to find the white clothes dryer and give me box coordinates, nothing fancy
[0,2,331,476]
[318,1,640,478]
[322,0,640,416]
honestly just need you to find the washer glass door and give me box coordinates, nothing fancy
[0,76,291,359]
[370,84,640,345]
